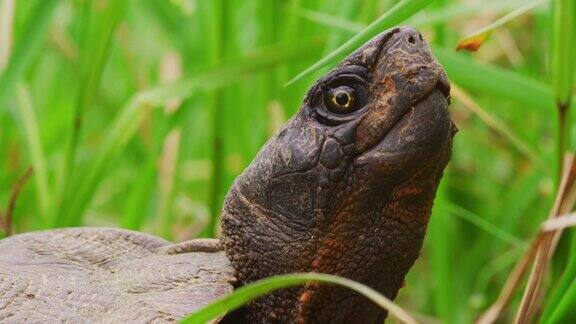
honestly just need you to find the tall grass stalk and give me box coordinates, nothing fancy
[2,167,33,237]
[428,182,458,323]
[537,0,576,321]
[15,84,50,224]
[550,0,576,179]
[201,0,226,238]
[55,0,128,226]
[0,0,57,110]
[0,0,15,70]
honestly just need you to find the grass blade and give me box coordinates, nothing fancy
[451,84,547,173]
[433,47,554,112]
[543,231,576,321]
[201,0,226,238]
[15,84,51,223]
[411,0,536,27]
[550,0,576,108]
[541,212,576,232]
[545,279,576,324]
[285,0,434,86]
[158,130,182,238]
[477,235,543,324]
[290,7,365,33]
[180,273,417,324]
[456,0,549,51]
[446,202,525,248]
[295,0,533,33]
[121,158,156,230]
[0,0,58,110]
[480,156,576,323]
[1,167,33,237]
[427,180,458,323]
[0,0,15,70]
[121,52,183,231]
[550,0,576,180]
[54,0,129,226]
[516,156,576,323]
[65,0,128,167]
[539,3,576,318]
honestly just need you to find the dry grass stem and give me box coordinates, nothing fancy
[515,154,576,323]
[477,155,576,324]
[2,167,33,236]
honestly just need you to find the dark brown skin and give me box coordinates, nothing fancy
[221,26,456,323]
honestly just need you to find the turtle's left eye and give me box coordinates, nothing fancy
[325,86,356,114]
[322,79,367,115]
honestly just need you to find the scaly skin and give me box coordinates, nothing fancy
[221,26,456,323]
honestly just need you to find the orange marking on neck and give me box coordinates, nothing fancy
[393,184,423,199]
[299,291,312,303]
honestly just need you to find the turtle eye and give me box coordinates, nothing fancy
[324,86,356,114]
[323,82,367,114]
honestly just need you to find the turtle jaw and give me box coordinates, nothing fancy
[357,26,453,166]
[355,87,453,172]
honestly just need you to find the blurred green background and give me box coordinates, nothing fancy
[1,0,575,322]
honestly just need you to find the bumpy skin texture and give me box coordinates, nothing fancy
[221,26,455,323]
[0,228,234,323]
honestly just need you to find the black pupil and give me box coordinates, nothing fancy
[335,92,349,106]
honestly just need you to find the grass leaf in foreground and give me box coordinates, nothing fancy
[285,0,434,86]
[180,273,417,324]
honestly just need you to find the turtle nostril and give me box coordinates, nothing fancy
[392,28,427,48]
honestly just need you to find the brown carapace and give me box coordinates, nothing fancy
[221,26,455,323]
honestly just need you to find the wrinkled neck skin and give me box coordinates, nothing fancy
[221,26,455,323]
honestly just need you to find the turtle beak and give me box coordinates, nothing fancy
[381,26,451,100]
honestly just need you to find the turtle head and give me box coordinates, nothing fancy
[221,26,455,322]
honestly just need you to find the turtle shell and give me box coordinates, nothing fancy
[0,228,234,323]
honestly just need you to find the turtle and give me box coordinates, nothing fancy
[0,26,455,323]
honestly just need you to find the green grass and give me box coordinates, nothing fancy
[181,273,418,324]
[1,0,575,322]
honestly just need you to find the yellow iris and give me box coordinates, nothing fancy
[331,90,351,109]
